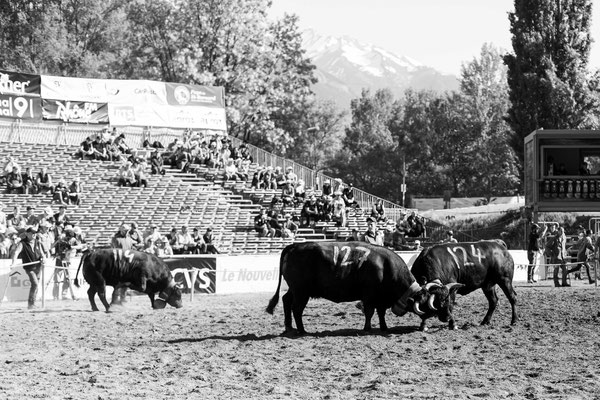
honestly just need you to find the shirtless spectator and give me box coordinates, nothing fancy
[68,177,83,205]
[117,161,137,187]
[53,179,69,205]
[6,166,23,194]
[36,167,54,194]
[76,136,95,160]
[22,167,38,194]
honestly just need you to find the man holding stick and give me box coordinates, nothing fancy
[12,227,47,309]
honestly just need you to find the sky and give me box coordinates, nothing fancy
[269,0,600,76]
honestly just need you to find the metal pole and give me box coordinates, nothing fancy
[402,156,406,207]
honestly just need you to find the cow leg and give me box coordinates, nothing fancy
[97,284,112,313]
[481,286,498,325]
[498,280,518,325]
[148,293,156,308]
[376,307,388,331]
[282,291,294,333]
[87,286,100,312]
[291,294,310,335]
[362,304,375,331]
[419,318,429,332]
[111,287,122,305]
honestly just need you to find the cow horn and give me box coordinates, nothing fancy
[445,283,463,291]
[424,281,442,291]
[428,294,437,311]
[413,301,425,316]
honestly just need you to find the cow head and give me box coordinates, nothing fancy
[153,281,183,309]
[408,281,464,322]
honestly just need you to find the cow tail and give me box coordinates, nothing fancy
[74,252,88,288]
[266,245,288,314]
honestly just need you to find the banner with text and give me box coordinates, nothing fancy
[0,94,42,120]
[42,99,109,124]
[0,70,41,97]
[164,256,217,294]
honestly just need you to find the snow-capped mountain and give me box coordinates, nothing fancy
[302,29,459,107]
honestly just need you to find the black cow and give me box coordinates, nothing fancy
[266,241,453,335]
[74,248,182,312]
[411,239,518,331]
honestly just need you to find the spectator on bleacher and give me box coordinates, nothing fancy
[176,225,197,254]
[281,181,295,207]
[0,232,10,258]
[0,202,6,234]
[167,227,183,254]
[8,205,26,230]
[112,224,135,250]
[24,206,39,228]
[342,183,360,211]
[36,167,55,194]
[294,179,306,205]
[237,158,251,181]
[150,151,166,175]
[53,179,69,205]
[322,179,332,197]
[22,167,38,195]
[2,157,21,184]
[68,177,83,205]
[219,139,231,165]
[132,160,148,188]
[117,161,137,187]
[362,217,384,246]
[331,192,347,227]
[6,166,24,194]
[274,167,286,189]
[38,206,55,228]
[92,135,110,161]
[250,172,260,189]
[392,226,418,251]
[259,166,274,189]
[239,143,253,163]
[370,199,387,222]
[114,133,131,156]
[2,227,20,259]
[128,222,144,250]
[317,195,332,222]
[206,145,222,169]
[269,195,284,215]
[281,214,298,239]
[285,166,298,185]
[345,228,361,242]
[223,159,239,181]
[406,212,425,237]
[203,227,220,254]
[106,139,125,162]
[191,227,207,254]
[194,141,210,165]
[300,195,319,227]
[76,136,95,160]
[254,208,274,237]
[442,230,458,244]
[144,224,163,254]
[268,213,284,238]
[333,178,344,193]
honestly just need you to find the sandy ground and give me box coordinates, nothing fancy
[0,280,599,400]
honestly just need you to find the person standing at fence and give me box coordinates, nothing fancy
[527,223,547,284]
[12,227,46,309]
[553,226,569,287]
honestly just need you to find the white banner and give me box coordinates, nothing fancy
[40,75,111,103]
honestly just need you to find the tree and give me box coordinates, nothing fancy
[504,0,600,163]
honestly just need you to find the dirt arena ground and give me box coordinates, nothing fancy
[1,280,599,400]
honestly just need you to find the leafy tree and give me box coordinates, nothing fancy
[504,0,600,162]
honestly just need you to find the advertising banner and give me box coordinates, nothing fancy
[215,255,281,294]
[107,79,168,105]
[107,103,169,127]
[167,105,227,130]
[40,75,110,103]
[165,83,225,108]
[0,70,41,97]
[42,99,109,123]
[164,256,217,294]
[0,93,42,120]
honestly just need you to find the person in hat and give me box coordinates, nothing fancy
[53,224,80,300]
[111,223,134,250]
[442,230,458,244]
[362,217,384,246]
[331,191,347,227]
[144,223,163,254]
[527,222,547,284]
[566,229,595,285]
[11,226,46,309]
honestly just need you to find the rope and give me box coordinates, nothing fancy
[515,260,590,268]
